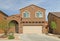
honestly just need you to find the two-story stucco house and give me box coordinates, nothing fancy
[48,12,60,34]
[0,4,48,34]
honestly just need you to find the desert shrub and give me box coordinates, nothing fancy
[8,32,15,39]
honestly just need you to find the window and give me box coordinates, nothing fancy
[36,11,43,18]
[23,11,30,18]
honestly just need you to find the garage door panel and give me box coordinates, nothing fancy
[23,26,42,34]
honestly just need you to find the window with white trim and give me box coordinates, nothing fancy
[23,11,30,18]
[36,11,43,18]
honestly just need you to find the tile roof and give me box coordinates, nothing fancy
[49,12,60,17]
[0,10,8,17]
[20,4,46,10]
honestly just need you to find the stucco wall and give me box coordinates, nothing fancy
[48,13,60,34]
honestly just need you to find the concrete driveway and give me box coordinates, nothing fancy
[0,34,60,41]
[20,34,60,41]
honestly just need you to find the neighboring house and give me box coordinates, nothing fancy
[48,12,60,34]
[0,4,48,34]
[0,10,8,20]
[0,10,8,33]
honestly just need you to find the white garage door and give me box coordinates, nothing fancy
[23,26,42,34]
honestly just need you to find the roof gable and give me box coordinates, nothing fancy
[49,12,60,18]
[0,10,8,17]
[20,4,46,10]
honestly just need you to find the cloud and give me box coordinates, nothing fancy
[0,0,20,10]
[26,0,45,4]
[0,0,45,10]
[0,0,60,20]
[36,0,60,20]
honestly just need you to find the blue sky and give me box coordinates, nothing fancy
[0,0,60,20]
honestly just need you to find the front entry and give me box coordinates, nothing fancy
[9,20,19,33]
[23,26,43,34]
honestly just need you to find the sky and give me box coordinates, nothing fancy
[0,0,60,21]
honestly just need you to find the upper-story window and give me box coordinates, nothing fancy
[23,11,30,18]
[35,11,43,18]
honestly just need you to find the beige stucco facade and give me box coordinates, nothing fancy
[0,4,48,34]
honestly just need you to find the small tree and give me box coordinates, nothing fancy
[51,21,56,33]
[0,19,14,35]
[0,19,8,35]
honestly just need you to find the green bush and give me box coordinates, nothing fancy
[51,21,56,29]
[8,35,15,39]
[8,32,15,39]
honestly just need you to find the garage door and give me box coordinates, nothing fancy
[23,26,42,34]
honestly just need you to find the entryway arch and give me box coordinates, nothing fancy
[9,20,19,33]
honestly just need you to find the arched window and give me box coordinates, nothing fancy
[36,11,43,18]
[23,11,30,18]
